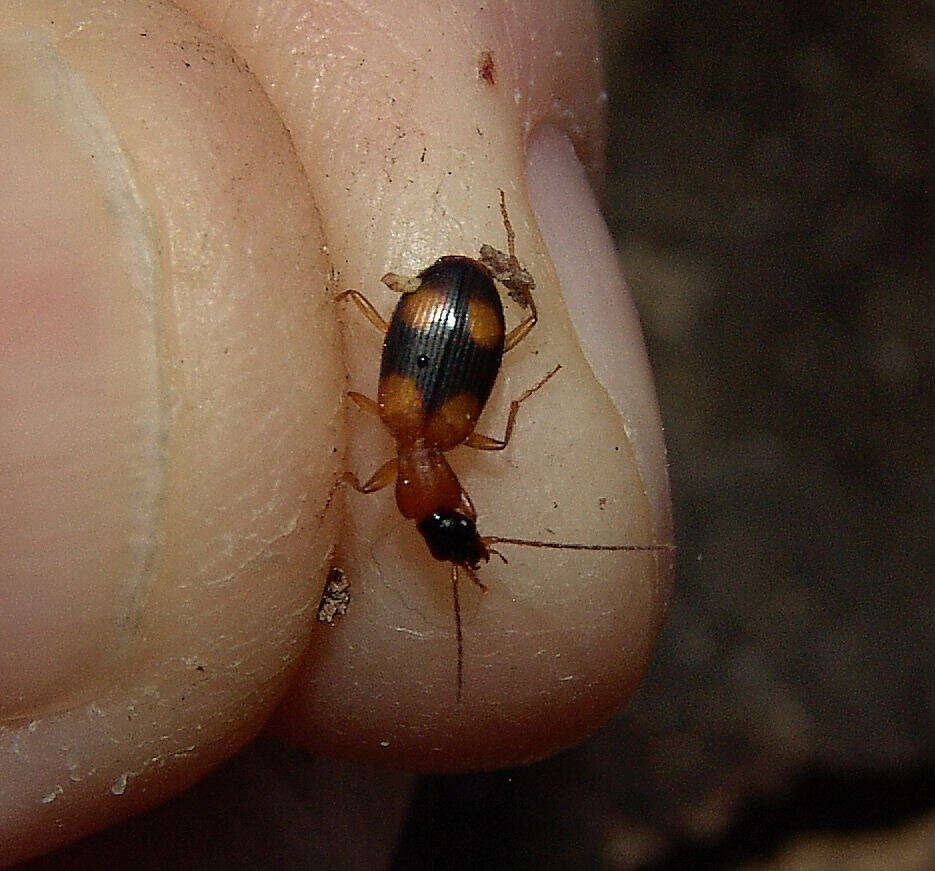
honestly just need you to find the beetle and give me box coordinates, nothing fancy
[337,192,671,700]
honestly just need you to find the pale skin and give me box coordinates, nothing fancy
[0,0,673,865]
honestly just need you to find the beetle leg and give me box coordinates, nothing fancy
[347,391,382,418]
[464,365,560,451]
[342,458,398,494]
[463,431,508,451]
[464,565,488,592]
[336,289,388,333]
[499,189,517,261]
[481,190,538,334]
[381,272,422,294]
[458,485,477,522]
[502,303,538,352]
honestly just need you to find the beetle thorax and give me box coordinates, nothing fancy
[394,442,473,522]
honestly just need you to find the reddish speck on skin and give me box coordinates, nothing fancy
[478,50,496,86]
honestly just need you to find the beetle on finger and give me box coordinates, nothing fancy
[337,191,671,700]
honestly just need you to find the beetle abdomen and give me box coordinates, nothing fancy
[378,256,505,448]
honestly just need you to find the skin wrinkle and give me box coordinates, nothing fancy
[336,0,423,60]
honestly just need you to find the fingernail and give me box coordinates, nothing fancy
[0,32,162,717]
[525,124,672,542]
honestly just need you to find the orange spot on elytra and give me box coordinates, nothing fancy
[465,296,504,349]
[378,373,424,435]
[424,392,482,449]
[397,287,451,331]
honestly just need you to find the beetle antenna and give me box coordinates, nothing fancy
[452,565,463,704]
[481,535,675,554]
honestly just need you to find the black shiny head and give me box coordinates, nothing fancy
[416,511,489,568]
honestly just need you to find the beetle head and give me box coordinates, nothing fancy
[416,511,490,569]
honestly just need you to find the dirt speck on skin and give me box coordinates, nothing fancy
[479,243,535,308]
[478,50,496,86]
[317,566,350,623]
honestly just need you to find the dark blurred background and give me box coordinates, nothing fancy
[20,1,931,869]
